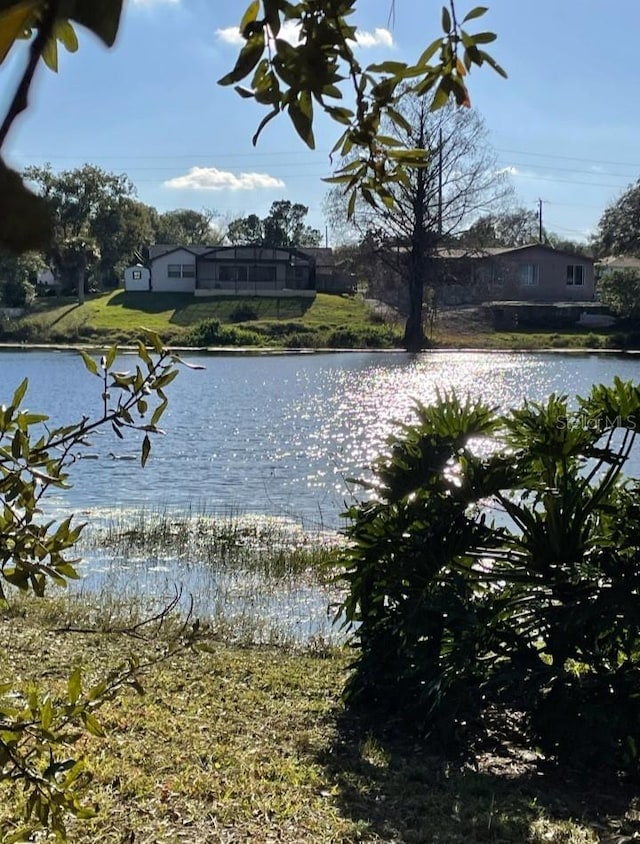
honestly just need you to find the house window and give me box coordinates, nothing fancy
[219,266,248,282]
[249,265,277,283]
[132,270,142,280]
[519,263,539,286]
[567,265,584,286]
[168,263,195,279]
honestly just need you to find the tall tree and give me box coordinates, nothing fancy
[226,213,264,245]
[23,164,135,299]
[92,198,158,287]
[595,180,640,257]
[463,207,541,248]
[227,201,322,248]
[327,95,508,350]
[155,208,223,246]
[263,201,322,248]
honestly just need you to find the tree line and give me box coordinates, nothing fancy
[0,163,323,307]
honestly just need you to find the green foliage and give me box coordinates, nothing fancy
[0,332,202,838]
[0,276,35,309]
[596,178,640,257]
[0,2,506,251]
[339,380,640,774]
[227,200,322,248]
[185,317,261,347]
[222,2,505,215]
[598,268,640,321]
[228,303,259,322]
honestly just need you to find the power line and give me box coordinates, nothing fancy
[494,147,640,170]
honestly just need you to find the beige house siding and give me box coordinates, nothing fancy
[490,245,595,302]
[151,248,197,293]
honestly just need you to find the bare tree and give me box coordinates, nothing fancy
[326,95,510,350]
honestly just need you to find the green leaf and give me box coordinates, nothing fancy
[441,5,452,33]
[0,0,38,64]
[81,710,106,737]
[104,344,118,369]
[240,0,260,35]
[141,433,151,468]
[0,159,52,253]
[68,666,82,704]
[470,31,497,44]
[288,93,315,149]
[55,18,79,52]
[462,6,488,23]
[79,350,99,376]
[41,35,58,71]
[40,696,53,730]
[67,0,124,47]
[218,31,265,86]
[11,378,28,408]
[417,38,442,67]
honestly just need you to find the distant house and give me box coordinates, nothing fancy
[127,243,354,298]
[373,243,596,307]
[439,244,596,304]
[596,255,640,275]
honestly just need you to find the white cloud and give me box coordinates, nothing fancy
[215,26,244,46]
[354,28,394,48]
[164,167,285,192]
[496,166,519,177]
[215,22,393,49]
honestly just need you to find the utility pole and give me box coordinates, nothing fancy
[538,198,544,242]
[438,127,443,237]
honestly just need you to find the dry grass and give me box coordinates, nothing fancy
[1,597,639,842]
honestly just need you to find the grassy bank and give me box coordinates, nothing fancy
[0,291,401,349]
[0,291,619,350]
[2,594,639,843]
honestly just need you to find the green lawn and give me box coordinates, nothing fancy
[2,292,619,350]
[1,596,638,842]
[7,291,395,347]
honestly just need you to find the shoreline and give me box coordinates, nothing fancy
[0,342,636,356]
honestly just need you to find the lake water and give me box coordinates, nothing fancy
[2,348,640,527]
[2,348,639,640]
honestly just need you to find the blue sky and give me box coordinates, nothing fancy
[1,0,639,244]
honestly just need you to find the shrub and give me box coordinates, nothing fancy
[0,275,35,308]
[228,304,259,322]
[598,268,640,321]
[185,318,260,347]
[338,381,640,774]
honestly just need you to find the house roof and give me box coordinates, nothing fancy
[148,244,214,260]
[597,255,640,270]
[149,242,328,264]
[300,247,335,268]
[438,243,594,262]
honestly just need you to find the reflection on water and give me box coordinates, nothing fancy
[2,348,640,639]
[2,349,640,527]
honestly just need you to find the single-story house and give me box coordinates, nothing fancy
[438,244,596,304]
[368,242,596,309]
[125,244,354,297]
